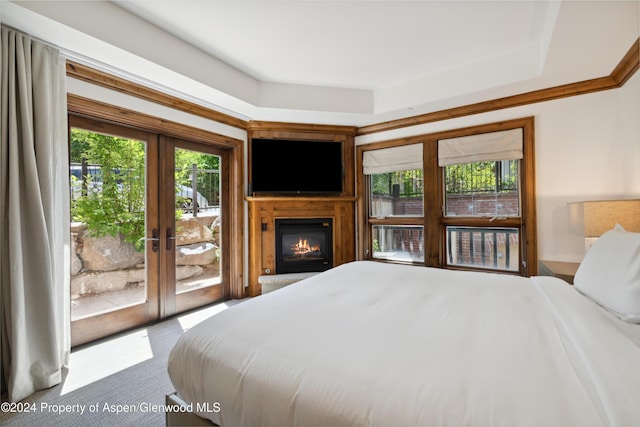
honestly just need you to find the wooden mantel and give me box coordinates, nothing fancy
[246,196,356,296]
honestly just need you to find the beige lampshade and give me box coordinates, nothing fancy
[568,199,640,237]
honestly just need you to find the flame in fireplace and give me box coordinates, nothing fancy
[291,238,320,257]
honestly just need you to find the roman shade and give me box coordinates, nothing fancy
[362,143,423,175]
[438,128,523,166]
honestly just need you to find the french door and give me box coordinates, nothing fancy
[69,116,229,346]
[161,137,229,316]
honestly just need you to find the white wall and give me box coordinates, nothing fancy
[356,71,640,263]
[619,73,640,196]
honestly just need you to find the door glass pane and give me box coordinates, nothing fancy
[369,169,424,217]
[444,160,519,217]
[446,226,519,271]
[70,128,147,320]
[174,148,221,294]
[372,225,424,263]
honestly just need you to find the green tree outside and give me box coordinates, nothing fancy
[369,160,517,198]
[371,169,423,196]
[71,129,147,250]
[71,130,220,251]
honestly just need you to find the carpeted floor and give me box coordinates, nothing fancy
[0,299,245,426]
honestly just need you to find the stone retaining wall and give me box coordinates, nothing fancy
[70,216,220,298]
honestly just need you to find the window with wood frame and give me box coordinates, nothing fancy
[362,143,425,263]
[358,116,537,276]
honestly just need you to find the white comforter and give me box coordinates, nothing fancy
[168,261,640,426]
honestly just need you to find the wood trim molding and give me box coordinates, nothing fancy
[611,38,640,86]
[357,38,640,136]
[247,120,358,136]
[67,94,242,148]
[66,61,248,130]
[67,37,638,138]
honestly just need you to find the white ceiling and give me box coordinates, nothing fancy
[117,1,545,90]
[3,1,639,126]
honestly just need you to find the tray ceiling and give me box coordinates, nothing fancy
[3,1,639,125]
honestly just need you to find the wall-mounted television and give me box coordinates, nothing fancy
[250,138,343,194]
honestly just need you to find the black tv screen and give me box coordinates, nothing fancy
[251,138,343,194]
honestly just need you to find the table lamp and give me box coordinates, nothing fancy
[568,199,640,252]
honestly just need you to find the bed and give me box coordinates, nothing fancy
[167,226,640,426]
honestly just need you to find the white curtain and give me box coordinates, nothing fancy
[1,27,70,402]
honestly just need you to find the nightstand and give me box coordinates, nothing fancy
[538,260,580,284]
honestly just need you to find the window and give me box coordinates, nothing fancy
[67,98,244,346]
[370,169,424,218]
[445,226,520,271]
[357,117,537,276]
[444,160,519,217]
[372,224,424,262]
[439,126,526,273]
[442,158,520,271]
[362,143,424,264]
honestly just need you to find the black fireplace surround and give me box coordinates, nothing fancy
[275,218,333,274]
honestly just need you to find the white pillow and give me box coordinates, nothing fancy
[573,224,640,323]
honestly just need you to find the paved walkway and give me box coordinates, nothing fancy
[71,274,221,320]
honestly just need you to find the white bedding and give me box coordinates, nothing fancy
[168,261,640,426]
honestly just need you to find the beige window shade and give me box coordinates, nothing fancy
[438,128,523,166]
[363,143,423,175]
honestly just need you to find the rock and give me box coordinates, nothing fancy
[176,242,217,266]
[211,216,221,246]
[80,233,144,272]
[70,265,200,297]
[71,267,144,296]
[71,232,83,276]
[175,217,214,246]
[70,222,87,233]
[176,265,203,280]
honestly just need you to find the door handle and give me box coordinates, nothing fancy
[167,228,189,250]
[167,227,175,251]
[139,228,160,252]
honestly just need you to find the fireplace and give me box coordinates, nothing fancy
[275,218,333,274]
